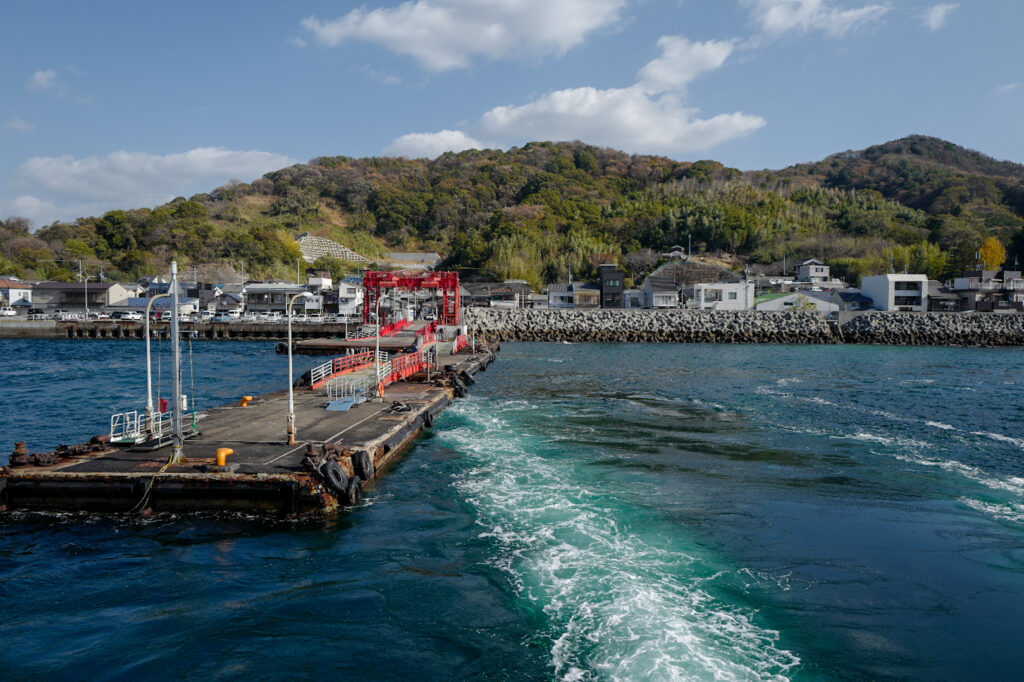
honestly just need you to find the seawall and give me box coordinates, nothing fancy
[464,308,1024,347]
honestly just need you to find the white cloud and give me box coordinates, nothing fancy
[637,37,735,94]
[383,130,483,158]
[27,69,63,94]
[923,3,958,31]
[300,0,626,71]
[382,33,765,157]
[6,147,296,224]
[744,0,890,37]
[478,85,764,154]
[999,83,1019,93]
[4,117,37,133]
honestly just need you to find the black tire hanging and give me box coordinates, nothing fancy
[352,450,375,481]
[320,460,349,497]
[344,477,362,506]
[424,411,435,428]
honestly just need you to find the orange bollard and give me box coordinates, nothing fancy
[240,396,253,407]
[216,448,234,466]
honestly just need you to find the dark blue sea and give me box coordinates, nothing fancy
[2,339,1023,680]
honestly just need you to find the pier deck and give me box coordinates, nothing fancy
[1,346,496,518]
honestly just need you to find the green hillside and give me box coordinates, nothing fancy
[2,136,1022,288]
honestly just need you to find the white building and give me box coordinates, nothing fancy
[796,259,830,284]
[243,282,322,315]
[861,274,929,312]
[756,291,838,313]
[693,282,755,311]
[643,276,678,309]
[0,278,32,306]
[336,280,364,318]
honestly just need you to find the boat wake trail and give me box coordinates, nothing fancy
[443,399,800,681]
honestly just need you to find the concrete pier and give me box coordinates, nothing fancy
[0,345,496,518]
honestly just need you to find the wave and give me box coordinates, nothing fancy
[958,497,1024,525]
[444,400,800,681]
[971,431,1024,450]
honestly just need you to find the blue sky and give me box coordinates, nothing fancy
[2,0,1021,227]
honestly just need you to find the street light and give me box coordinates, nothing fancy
[83,275,96,319]
[374,287,388,402]
[145,293,171,437]
[287,290,315,445]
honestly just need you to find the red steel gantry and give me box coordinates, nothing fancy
[362,270,461,326]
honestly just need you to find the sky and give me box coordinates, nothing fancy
[1,0,1022,228]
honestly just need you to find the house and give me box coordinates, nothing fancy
[692,282,755,311]
[598,264,625,308]
[796,259,830,284]
[0,278,32,306]
[546,283,574,308]
[832,288,874,311]
[623,288,645,308]
[927,280,959,312]
[756,291,838,313]
[336,279,364,318]
[243,282,323,315]
[306,270,332,293]
[546,282,599,308]
[861,274,929,312]
[643,276,678,308]
[385,252,442,270]
[951,269,1024,312]
[214,293,245,315]
[573,284,600,308]
[662,245,687,259]
[32,281,133,311]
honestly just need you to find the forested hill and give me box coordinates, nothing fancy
[1,136,1022,289]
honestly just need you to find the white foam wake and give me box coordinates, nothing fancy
[444,400,800,681]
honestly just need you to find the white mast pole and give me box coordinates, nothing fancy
[170,261,184,464]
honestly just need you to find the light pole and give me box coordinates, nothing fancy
[145,293,171,436]
[287,290,314,445]
[83,274,96,319]
[374,287,387,401]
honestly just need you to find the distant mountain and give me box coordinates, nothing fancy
[770,135,1024,221]
[2,137,1022,289]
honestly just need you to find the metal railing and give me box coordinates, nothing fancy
[309,350,379,389]
[110,410,172,443]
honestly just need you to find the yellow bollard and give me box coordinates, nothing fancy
[216,448,234,467]
[240,396,253,407]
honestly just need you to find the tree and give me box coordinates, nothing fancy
[979,236,1006,270]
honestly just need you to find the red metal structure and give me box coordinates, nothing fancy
[362,271,461,326]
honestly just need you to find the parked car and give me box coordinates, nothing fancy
[199,310,215,322]
[0,306,16,317]
[52,310,80,321]
[211,312,233,323]
[87,311,111,320]
[120,311,144,321]
[28,308,47,320]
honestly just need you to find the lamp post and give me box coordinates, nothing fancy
[374,287,387,402]
[83,275,96,319]
[145,293,171,436]
[287,290,314,445]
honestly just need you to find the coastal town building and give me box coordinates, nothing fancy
[692,282,755,311]
[833,288,874,311]
[598,264,625,308]
[952,269,1024,312]
[861,274,929,312]
[32,281,133,312]
[755,291,838,313]
[796,259,830,284]
[643,276,678,308]
[0,278,32,307]
[336,279,365,318]
[243,282,323,315]
[623,288,645,308]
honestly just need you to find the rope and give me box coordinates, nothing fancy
[128,459,174,514]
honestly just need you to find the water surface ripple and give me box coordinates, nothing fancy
[2,340,1023,680]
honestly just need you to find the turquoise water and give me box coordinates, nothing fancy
[2,340,1024,680]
